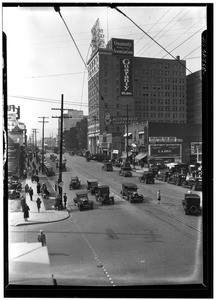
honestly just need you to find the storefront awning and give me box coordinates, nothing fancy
[123,133,132,137]
[121,152,133,159]
[138,131,144,134]
[113,150,119,154]
[135,153,147,161]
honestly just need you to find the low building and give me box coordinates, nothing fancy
[125,122,202,166]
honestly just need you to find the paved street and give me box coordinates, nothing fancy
[9,153,203,286]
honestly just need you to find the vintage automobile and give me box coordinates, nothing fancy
[44,165,55,177]
[95,185,114,205]
[167,173,186,186]
[8,189,21,199]
[86,179,99,195]
[118,167,132,177]
[148,166,159,177]
[8,180,22,191]
[112,160,121,167]
[120,183,144,203]
[156,170,172,182]
[182,194,201,215]
[181,177,202,191]
[73,191,94,211]
[69,176,81,190]
[139,171,155,184]
[102,162,113,172]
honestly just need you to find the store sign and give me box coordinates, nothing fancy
[111,116,137,125]
[112,38,134,56]
[149,137,183,143]
[120,58,133,96]
[150,144,181,157]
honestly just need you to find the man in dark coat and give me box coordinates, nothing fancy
[36,198,42,212]
[23,203,30,221]
[36,182,41,194]
[29,187,33,201]
[38,230,46,246]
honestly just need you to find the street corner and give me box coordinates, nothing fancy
[13,209,70,227]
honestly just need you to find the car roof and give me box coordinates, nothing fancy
[185,194,200,199]
[87,179,98,183]
[98,185,109,189]
[122,182,138,188]
[76,191,88,196]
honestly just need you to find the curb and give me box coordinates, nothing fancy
[14,210,71,227]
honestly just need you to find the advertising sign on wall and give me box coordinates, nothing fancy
[112,38,134,56]
[120,58,133,96]
[150,144,181,157]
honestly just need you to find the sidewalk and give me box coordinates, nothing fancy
[9,178,70,227]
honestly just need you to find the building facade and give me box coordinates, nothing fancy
[186,70,202,124]
[87,34,187,156]
[125,122,202,165]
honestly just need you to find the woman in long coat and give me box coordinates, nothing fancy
[23,203,30,221]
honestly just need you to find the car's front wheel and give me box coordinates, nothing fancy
[189,205,198,214]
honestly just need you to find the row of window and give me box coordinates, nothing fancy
[141,92,185,97]
[141,85,185,91]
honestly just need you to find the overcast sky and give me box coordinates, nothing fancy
[3,3,206,140]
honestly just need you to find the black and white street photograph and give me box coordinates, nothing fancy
[3,2,213,298]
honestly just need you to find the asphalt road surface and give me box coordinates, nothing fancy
[10,153,203,286]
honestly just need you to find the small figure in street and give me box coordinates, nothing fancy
[157,190,161,204]
[38,230,46,246]
[63,193,67,209]
[29,187,34,201]
[20,195,26,210]
[23,203,30,221]
[38,165,41,173]
[36,197,42,212]
[37,182,41,194]
[24,183,29,194]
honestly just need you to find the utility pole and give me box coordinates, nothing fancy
[38,117,49,174]
[31,128,39,152]
[52,94,72,208]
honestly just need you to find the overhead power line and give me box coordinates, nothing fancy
[113,6,202,82]
[54,6,112,117]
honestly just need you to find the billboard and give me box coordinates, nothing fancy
[120,58,133,96]
[150,144,181,157]
[112,38,134,56]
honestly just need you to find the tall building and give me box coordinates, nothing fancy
[87,21,187,156]
[186,70,202,124]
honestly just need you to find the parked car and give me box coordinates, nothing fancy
[118,167,132,177]
[8,189,21,199]
[139,171,155,184]
[8,180,22,191]
[44,165,55,177]
[181,177,202,191]
[182,194,201,215]
[102,162,113,172]
[148,166,159,177]
[86,179,99,195]
[69,177,81,190]
[73,191,94,211]
[120,183,144,203]
[112,160,121,167]
[156,170,172,182]
[95,185,114,205]
[167,173,186,186]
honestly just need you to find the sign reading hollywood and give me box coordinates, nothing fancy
[112,38,134,56]
[150,144,181,157]
[120,58,133,96]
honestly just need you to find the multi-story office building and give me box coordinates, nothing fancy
[186,70,202,124]
[87,22,187,156]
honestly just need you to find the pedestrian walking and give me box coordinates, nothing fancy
[36,182,41,194]
[24,183,29,193]
[36,197,42,212]
[38,165,41,173]
[38,230,46,246]
[23,203,30,221]
[63,193,67,209]
[157,190,161,204]
[20,195,26,210]
[29,187,34,201]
